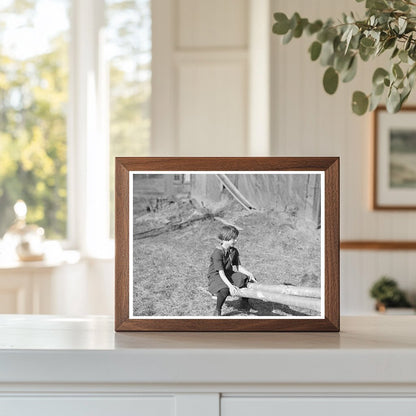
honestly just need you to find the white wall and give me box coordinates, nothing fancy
[271,0,416,313]
[151,0,416,314]
[35,0,415,316]
[152,0,251,156]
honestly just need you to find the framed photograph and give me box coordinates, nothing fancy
[115,157,339,332]
[374,106,416,209]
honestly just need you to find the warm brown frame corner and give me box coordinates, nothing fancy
[115,157,340,332]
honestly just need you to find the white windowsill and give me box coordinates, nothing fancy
[0,237,115,270]
[0,249,81,270]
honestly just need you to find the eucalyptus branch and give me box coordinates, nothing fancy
[272,0,416,115]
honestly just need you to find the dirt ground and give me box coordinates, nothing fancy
[132,198,321,317]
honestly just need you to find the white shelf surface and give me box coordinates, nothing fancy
[0,315,415,387]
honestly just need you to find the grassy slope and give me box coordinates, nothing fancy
[133,204,321,317]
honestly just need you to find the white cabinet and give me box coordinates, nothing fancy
[0,316,416,416]
[222,398,416,416]
[1,397,175,416]
[3,395,416,416]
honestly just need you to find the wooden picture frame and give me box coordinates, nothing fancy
[115,157,339,332]
[373,106,416,210]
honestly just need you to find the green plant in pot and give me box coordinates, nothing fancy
[272,0,416,115]
[369,276,412,311]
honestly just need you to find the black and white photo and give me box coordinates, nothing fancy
[130,172,324,319]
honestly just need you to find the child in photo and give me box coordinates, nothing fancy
[207,225,257,316]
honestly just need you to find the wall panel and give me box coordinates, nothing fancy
[152,0,249,156]
[178,0,248,49]
[271,0,416,314]
[177,60,247,156]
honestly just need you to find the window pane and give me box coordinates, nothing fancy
[0,0,70,239]
[106,0,152,237]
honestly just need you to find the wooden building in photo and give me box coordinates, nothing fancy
[190,174,321,224]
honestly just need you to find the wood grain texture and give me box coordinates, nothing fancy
[325,157,340,331]
[114,157,340,332]
[341,241,416,250]
[115,159,130,330]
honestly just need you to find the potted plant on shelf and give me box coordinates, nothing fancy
[369,276,413,313]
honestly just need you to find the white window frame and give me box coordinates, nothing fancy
[68,0,111,258]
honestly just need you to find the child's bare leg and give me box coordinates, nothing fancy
[240,297,250,311]
[214,287,229,316]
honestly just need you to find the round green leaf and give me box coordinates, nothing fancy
[400,88,411,107]
[293,23,303,38]
[373,82,384,96]
[325,27,338,42]
[393,0,409,11]
[372,68,389,86]
[399,50,408,63]
[405,34,413,51]
[391,47,399,59]
[307,20,323,35]
[342,56,357,83]
[317,30,328,43]
[384,37,396,50]
[309,41,322,61]
[320,41,335,66]
[334,52,352,73]
[367,0,388,11]
[387,87,401,113]
[369,92,383,112]
[409,64,416,75]
[290,13,301,30]
[408,64,416,83]
[323,67,339,95]
[282,29,293,44]
[293,18,308,38]
[359,44,375,62]
[408,70,416,89]
[409,45,416,61]
[393,63,404,79]
[349,32,361,50]
[273,13,290,35]
[360,37,375,48]
[352,91,369,115]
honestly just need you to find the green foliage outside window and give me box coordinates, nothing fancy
[0,0,151,240]
[107,0,151,237]
[0,1,69,238]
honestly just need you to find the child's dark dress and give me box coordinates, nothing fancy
[207,246,248,295]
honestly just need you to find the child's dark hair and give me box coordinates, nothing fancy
[218,225,239,242]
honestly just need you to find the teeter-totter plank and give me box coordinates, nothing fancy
[238,286,321,312]
[198,284,321,312]
[247,283,321,299]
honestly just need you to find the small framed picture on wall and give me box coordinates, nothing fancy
[115,157,339,332]
[374,106,416,209]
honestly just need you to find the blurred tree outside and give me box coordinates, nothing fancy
[106,0,151,237]
[0,0,151,240]
[0,0,69,239]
